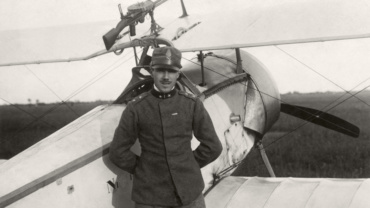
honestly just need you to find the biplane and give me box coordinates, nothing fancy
[0,0,369,207]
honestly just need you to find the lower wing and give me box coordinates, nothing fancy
[206,176,370,208]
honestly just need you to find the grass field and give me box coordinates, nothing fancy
[0,101,109,159]
[1,91,369,178]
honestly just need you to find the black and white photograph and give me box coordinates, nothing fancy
[0,0,369,207]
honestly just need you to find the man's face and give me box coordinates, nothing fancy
[152,68,180,93]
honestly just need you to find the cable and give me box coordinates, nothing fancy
[1,1,193,151]
[260,45,370,146]
[0,52,136,149]
[25,65,80,117]
[0,97,58,149]
[0,9,177,153]
[316,78,370,113]
[275,45,370,108]
[0,97,57,129]
[64,52,134,101]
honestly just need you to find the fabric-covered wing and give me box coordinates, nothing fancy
[0,105,130,207]
[0,0,150,66]
[206,176,370,208]
[0,21,119,66]
[2,0,370,66]
[156,0,370,52]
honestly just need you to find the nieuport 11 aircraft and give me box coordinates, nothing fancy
[0,0,369,207]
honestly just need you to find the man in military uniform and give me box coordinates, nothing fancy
[109,46,222,208]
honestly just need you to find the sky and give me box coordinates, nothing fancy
[1,0,370,104]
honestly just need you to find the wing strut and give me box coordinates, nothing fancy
[256,139,276,177]
[199,51,206,86]
[235,48,243,74]
[179,0,188,18]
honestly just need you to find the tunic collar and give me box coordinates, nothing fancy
[151,87,177,99]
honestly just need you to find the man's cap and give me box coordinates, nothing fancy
[151,46,182,71]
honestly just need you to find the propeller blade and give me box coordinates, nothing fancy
[280,103,360,138]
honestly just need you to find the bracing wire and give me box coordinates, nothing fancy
[25,65,80,117]
[0,97,59,149]
[0,11,177,153]
[0,52,137,150]
[0,1,212,154]
[275,45,370,108]
[0,97,57,129]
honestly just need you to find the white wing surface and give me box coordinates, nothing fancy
[0,105,127,207]
[161,0,370,52]
[2,0,370,66]
[206,176,370,208]
[0,22,114,65]
[0,0,150,66]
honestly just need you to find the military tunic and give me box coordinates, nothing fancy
[109,89,222,206]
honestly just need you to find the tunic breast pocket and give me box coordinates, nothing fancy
[167,110,191,131]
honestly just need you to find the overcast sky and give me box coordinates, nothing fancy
[1,0,370,104]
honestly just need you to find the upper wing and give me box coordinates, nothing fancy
[0,22,115,66]
[206,176,370,208]
[2,0,370,66]
[158,0,370,52]
[0,0,151,66]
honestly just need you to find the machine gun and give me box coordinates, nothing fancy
[103,0,166,50]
